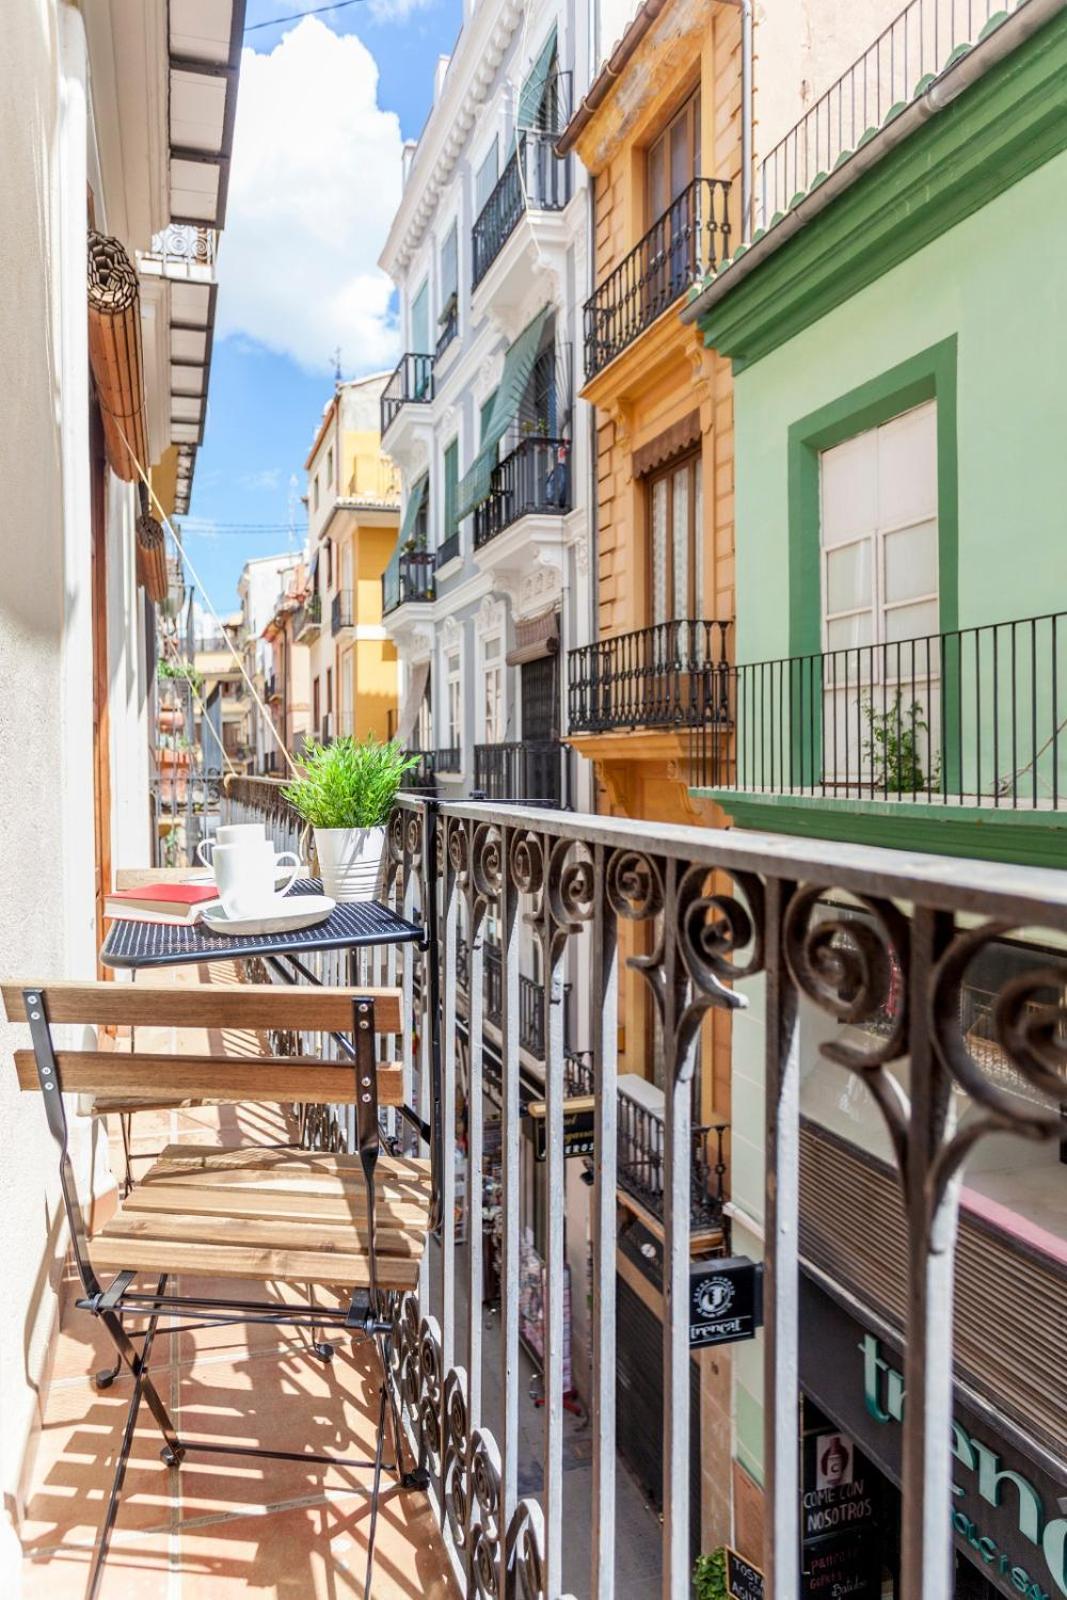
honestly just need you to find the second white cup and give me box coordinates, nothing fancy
[213,841,300,919]
[197,823,266,869]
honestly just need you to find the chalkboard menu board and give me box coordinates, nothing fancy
[725,1547,764,1600]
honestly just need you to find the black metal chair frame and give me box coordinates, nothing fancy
[23,987,432,1600]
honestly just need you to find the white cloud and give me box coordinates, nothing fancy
[240,467,282,492]
[216,19,402,374]
[367,0,437,22]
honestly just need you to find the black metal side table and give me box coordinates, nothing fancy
[100,879,429,1154]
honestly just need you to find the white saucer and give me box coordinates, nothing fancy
[200,894,335,937]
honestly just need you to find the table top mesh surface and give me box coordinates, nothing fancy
[100,881,424,970]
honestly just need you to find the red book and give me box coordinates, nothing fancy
[104,883,219,923]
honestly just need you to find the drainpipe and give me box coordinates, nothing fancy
[719,0,753,241]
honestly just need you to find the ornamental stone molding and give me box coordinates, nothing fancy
[475,595,507,637]
[384,0,524,273]
[441,613,462,645]
[395,625,433,665]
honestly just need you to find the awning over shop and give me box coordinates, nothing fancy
[455,307,553,521]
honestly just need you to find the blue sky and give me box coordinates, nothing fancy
[182,0,462,615]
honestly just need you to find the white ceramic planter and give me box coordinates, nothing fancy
[313,825,386,903]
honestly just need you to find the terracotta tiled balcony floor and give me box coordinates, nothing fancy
[20,967,459,1600]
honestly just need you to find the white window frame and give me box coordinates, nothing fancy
[481,631,506,743]
[443,644,463,762]
[819,400,939,674]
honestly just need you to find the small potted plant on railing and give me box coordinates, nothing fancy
[282,736,418,902]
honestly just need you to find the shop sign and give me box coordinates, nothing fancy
[801,1528,883,1599]
[689,1256,764,1347]
[802,1428,880,1541]
[799,1275,1067,1600]
[527,1096,595,1161]
[725,1546,764,1600]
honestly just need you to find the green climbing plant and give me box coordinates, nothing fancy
[862,692,940,794]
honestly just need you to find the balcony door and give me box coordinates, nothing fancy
[818,401,940,793]
[649,452,704,699]
[646,90,701,314]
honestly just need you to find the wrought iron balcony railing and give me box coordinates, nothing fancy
[433,745,461,774]
[331,589,353,634]
[292,592,322,641]
[473,739,568,806]
[473,436,570,548]
[472,131,572,288]
[140,224,216,271]
[755,0,1009,233]
[435,530,461,570]
[400,749,437,793]
[380,352,434,438]
[583,176,731,378]
[568,618,733,734]
[382,551,435,615]
[691,609,1067,808]
[435,300,459,361]
[480,944,565,1059]
[211,784,1067,1600]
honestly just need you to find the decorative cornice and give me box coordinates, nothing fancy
[379,0,524,276]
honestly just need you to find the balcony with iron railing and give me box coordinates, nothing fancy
[400,749,438,793]
[472,129,572,289]
[381,550,435,616]
[330,588,353,634]
[434,530,461,570]
[754,0,1015,234]
[568,619,733,734]
[170,778,1067,1600]
[137,223,216,280]
[292,592,322,642]
[473,435,570,548]
[690,610,1067,821]
[380,351,434,439]
[583,177,731,380]
[473,739,569,806]
[432,745,461,775]
[435,297,459,361]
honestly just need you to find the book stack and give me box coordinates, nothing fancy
[104,883,220,924]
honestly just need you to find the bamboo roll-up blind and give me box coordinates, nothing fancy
[136,510,168,603]
[87,231,148,482]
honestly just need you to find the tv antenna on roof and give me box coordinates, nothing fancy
[332,346,343,385]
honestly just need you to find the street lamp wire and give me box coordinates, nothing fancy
[244,0,365,33]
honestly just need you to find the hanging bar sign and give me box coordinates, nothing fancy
[526,1095,595,1161]
[690,1256,764,1347]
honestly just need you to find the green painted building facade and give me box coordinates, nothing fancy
[688,1,1067,867]
[678,3,1067,1579]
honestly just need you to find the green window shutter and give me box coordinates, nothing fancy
[444,440,459,539]
[455,307,553,521]
[399,474,428,547]
[411,280,430,354]
[517,27,559,130]
[480,392,497,445]
[439,226,458,314]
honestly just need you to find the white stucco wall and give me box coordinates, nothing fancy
[0,7,153,1576]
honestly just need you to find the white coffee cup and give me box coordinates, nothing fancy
[197,823,266,869]
[213,840,300,919]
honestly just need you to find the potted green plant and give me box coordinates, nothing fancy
[282,736,417,902]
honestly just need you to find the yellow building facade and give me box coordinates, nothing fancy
[303,375,401,745]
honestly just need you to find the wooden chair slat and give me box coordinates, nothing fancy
[15,1052,404,1105]
[1,980,402,1033]
[122,1184,431,1228]
[99,1212,424,1258]
[89,1236,422,1289]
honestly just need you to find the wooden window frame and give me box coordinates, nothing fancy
[645,87,701,227]
[645,447,702,624]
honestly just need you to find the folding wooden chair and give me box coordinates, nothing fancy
[3,980,433,1600]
